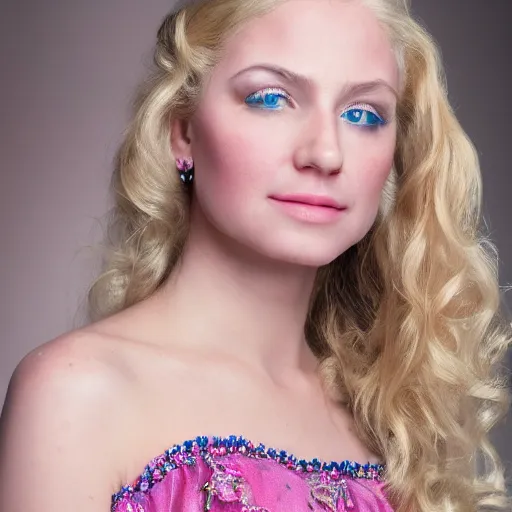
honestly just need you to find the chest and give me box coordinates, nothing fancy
[114,369,374,491]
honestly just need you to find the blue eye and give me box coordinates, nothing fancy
[341,104,385,128]
[245,88,291,110]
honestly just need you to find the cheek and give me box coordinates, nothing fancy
[191,112,280,217]
[348,133,395,199]
[343,133,395,240]
[364,153,394,197]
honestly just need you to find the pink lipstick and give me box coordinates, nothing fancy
[269,194,346,223]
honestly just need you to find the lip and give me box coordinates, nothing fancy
[269,194,346,224]
[269,193,345,209]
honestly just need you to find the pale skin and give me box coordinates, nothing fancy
[0,0,399,510]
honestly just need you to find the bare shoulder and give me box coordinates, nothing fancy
[4,329,133,414]
[0,329,134,511]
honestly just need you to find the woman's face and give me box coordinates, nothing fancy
[183,0,399,266]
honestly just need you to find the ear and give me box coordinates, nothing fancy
[170,118,193,159]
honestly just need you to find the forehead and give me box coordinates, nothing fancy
[214,0,398,88]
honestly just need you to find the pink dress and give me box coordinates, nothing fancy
[112,435,393,511]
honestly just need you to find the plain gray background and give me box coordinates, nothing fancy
[1,0,511,477]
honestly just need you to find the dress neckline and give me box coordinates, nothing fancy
[112,434,386,506]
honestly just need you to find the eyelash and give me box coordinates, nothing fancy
[244,87,388,128]
[244,87,292,110]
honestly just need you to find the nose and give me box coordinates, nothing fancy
[293,109,343,175]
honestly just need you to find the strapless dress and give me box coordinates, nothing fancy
[111,435,393,511]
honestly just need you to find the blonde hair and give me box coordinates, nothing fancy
[88,0,511,509]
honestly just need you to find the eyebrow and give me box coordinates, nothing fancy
[231,63,398,100]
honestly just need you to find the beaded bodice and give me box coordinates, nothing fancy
[112,435,393,511]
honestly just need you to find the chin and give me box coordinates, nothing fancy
[257,240,349,268]
[245,216,366,268]
[220,221,359,268]
[282,251,343,268]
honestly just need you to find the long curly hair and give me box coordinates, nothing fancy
[88,0,511,509]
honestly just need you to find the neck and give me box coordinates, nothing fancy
[156,213,320,379]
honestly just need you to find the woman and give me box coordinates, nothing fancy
[0,0,509,510]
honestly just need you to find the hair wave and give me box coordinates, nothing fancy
[88,0,511,510]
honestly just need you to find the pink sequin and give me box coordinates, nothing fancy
[112,436,394,512]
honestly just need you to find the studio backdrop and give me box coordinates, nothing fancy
[1,0,510,478]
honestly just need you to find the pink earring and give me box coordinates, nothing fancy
[176,157,194,184]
